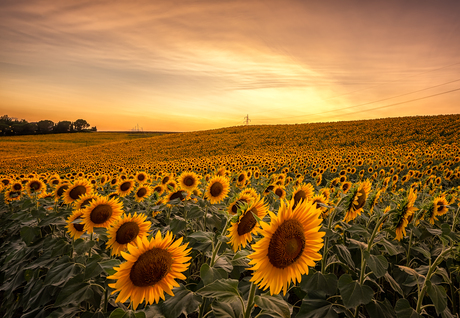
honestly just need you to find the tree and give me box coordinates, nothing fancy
[37,120,54,133]
[54,121,72,133]
[74,119,90,132]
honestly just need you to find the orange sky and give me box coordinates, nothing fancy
[1,0,460,131]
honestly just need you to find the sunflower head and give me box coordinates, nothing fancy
[206,175,230,204]
[178,171,201,191]
[343,180,372,223]
[66,209,86,239]
[108,231,191,310]
[117,180,135,197]
[391,188,418,241]
[63,180,93,204]
[107,213,151,256]
[26,178,46,197]
[74,193,100,210]
[291,183,314,209]
[134,185,152,202]
[228,193,255,215]
[81,196,124,233]
[248,198,325,295]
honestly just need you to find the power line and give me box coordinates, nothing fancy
[254,77,460,122]
[243,114,251,125]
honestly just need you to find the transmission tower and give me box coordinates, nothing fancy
[243,114,251,125]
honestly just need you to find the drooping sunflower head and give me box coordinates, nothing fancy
[227,195,269,252]
[63,180,93,204]
[343,180,372,223]
[66,209,86,239]
[228,193,255,215]
[392,188,418,241]
[206,175,230,204]
[178,171,201,191]
[248,198,325,295]
[108,231,191,310]
[106,213,151,256]
[291,183,314,209]
[4,189,22,203]
[81,196,124,233]
[425,195,448,224]
[117,180,135,197]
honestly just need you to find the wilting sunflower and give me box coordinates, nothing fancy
[63,180,93,204]
[206,176,230,204]
[117,180,135,197]
[74,193,100,210]
[248,198,324,295]
[134,185,153,202]
[66,209,86,239]
[228,193,256,215]
[291,183,314,209]
[81,196,124,233]
[106,213,151,256]
[26,178,47,198]
[178,171,201,191]
[343,180,372,223]
[392,188,418,241]
[108,231,191,310]
[227,195,269,252]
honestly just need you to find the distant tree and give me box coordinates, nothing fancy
[37,120,54,133]
[54,121,72,133]
[0,115,12,124]
[74,119,90,132]
[11,123,25,134]
[91,126,97,132]
[24,122,37,134]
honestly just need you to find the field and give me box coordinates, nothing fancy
[1,114,460,318]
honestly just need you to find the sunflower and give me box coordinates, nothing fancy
[341,181,352,194]
[291,183,314,209]
[343,180,372,223]
[26,178,47,198]
[11,182,23,192]
[165,189,190,204]
[81,196,124,233]
[227,195,269,252]
[425,196,448,224]
[66,209,86,239]
[152,184,165,196]
[63,180,93,204]
[117,180,135,197]
[134,185,153,202]
[393,188,418,241]
[107,213,151,256]
[240,187,258,201]
[178,171,201,191]
[228,193,256,215]
[206,176,230,204]
[4,190,22,203]
[54,182,69,201]
[273,185,286,200]
[248,198,324,295]
[135,172,149,184]
[74,193,100,210]
[108,231,191,310]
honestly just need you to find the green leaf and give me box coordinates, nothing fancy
[20,226,41,245]
[54,282,103,307]
[214,256,233,273]
[338,274,374,309]
[196,279,241,303]
[187,205,204,219]
[411,246,431,259]
[159,285,201,318]
[365,299,396,318]
[109,308,145,318]
[394,299,420,318]
[426,280,447,315]
[296,299,338,318]
[85,254,103,279]
[383,273,404,297]
[231,250,250,267]
[44,262,82,287]
[170,216,186,234]
[200,263,227,285]
[188,231,214,252]
[300,271,337,298]
[74,238,96,255]
[99,259,121,276]
[211,300,243,318]
[364,251,388,278]
[346,224,370,238]
[254,293,292,318]
[377,238,404,256]
[333,245,355,270]
[46,306,81,318]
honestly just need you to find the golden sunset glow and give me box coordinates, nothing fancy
[1,1,460,131]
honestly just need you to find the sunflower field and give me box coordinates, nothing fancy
[1,114,460,318]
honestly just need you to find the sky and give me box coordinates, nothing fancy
[1,0,460,132]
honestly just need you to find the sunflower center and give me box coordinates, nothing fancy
[275,188,284,197]
[52,179,60,185]
[162,176,170,184]
[354,188,367,210]
[130,248,173,287]
[268,219,306,269]
[116,221,140,244]
[293,190,306,206]
[137,188,147,198]
[30,181,41,191]
[154,186,162,193]
[237,208,257,235]
[238,174,245,182]
[169,190,186,201]
[210,182,223,197]
[70,185,87,200]
[183,176,195,187]
[138,174,146,181]
[73,216,84,232]
[57,185,69,197]
[90,204,113,224]
[13,184,22,191]
[437,203,444,212]
[120,182,131,192]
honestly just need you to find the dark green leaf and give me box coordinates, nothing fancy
[159,284,201,318]
[54,283,93,307]
[255,293,292,318]
[296,299,338,318]
[188,231,214,252]
[231,250,250,267]
[365,299,396,318]
[364,251,388,278]
[211,300,243,318]
[109,308,144,318]
[338,274,374,309]
[170,217,186,234]
[187,205,204,219]
[411,246,431,259]
[346,224,370,238]
[214,256,233,273]
[44,262,82,287]
[46,306,81,318]
[300,271,337,298]
[99,259,121,276]
[384,273,404,297]
[196,279,241,303]
[333,245,355,270]
[74,238,96,255]
[426,280,447,315]
[377,238,404,256]
[394,299,420,318]
[20,226,41,245]
[200,263,227,285]
[85,254,103,279]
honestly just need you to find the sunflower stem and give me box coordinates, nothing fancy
[451,204,460,231]
[406,228,414,267]
[103,284,109,313]
[210,218,231,266]
[88,232,93,259]
[244,282,257,318]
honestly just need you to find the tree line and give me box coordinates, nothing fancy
[0,115,97,136]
